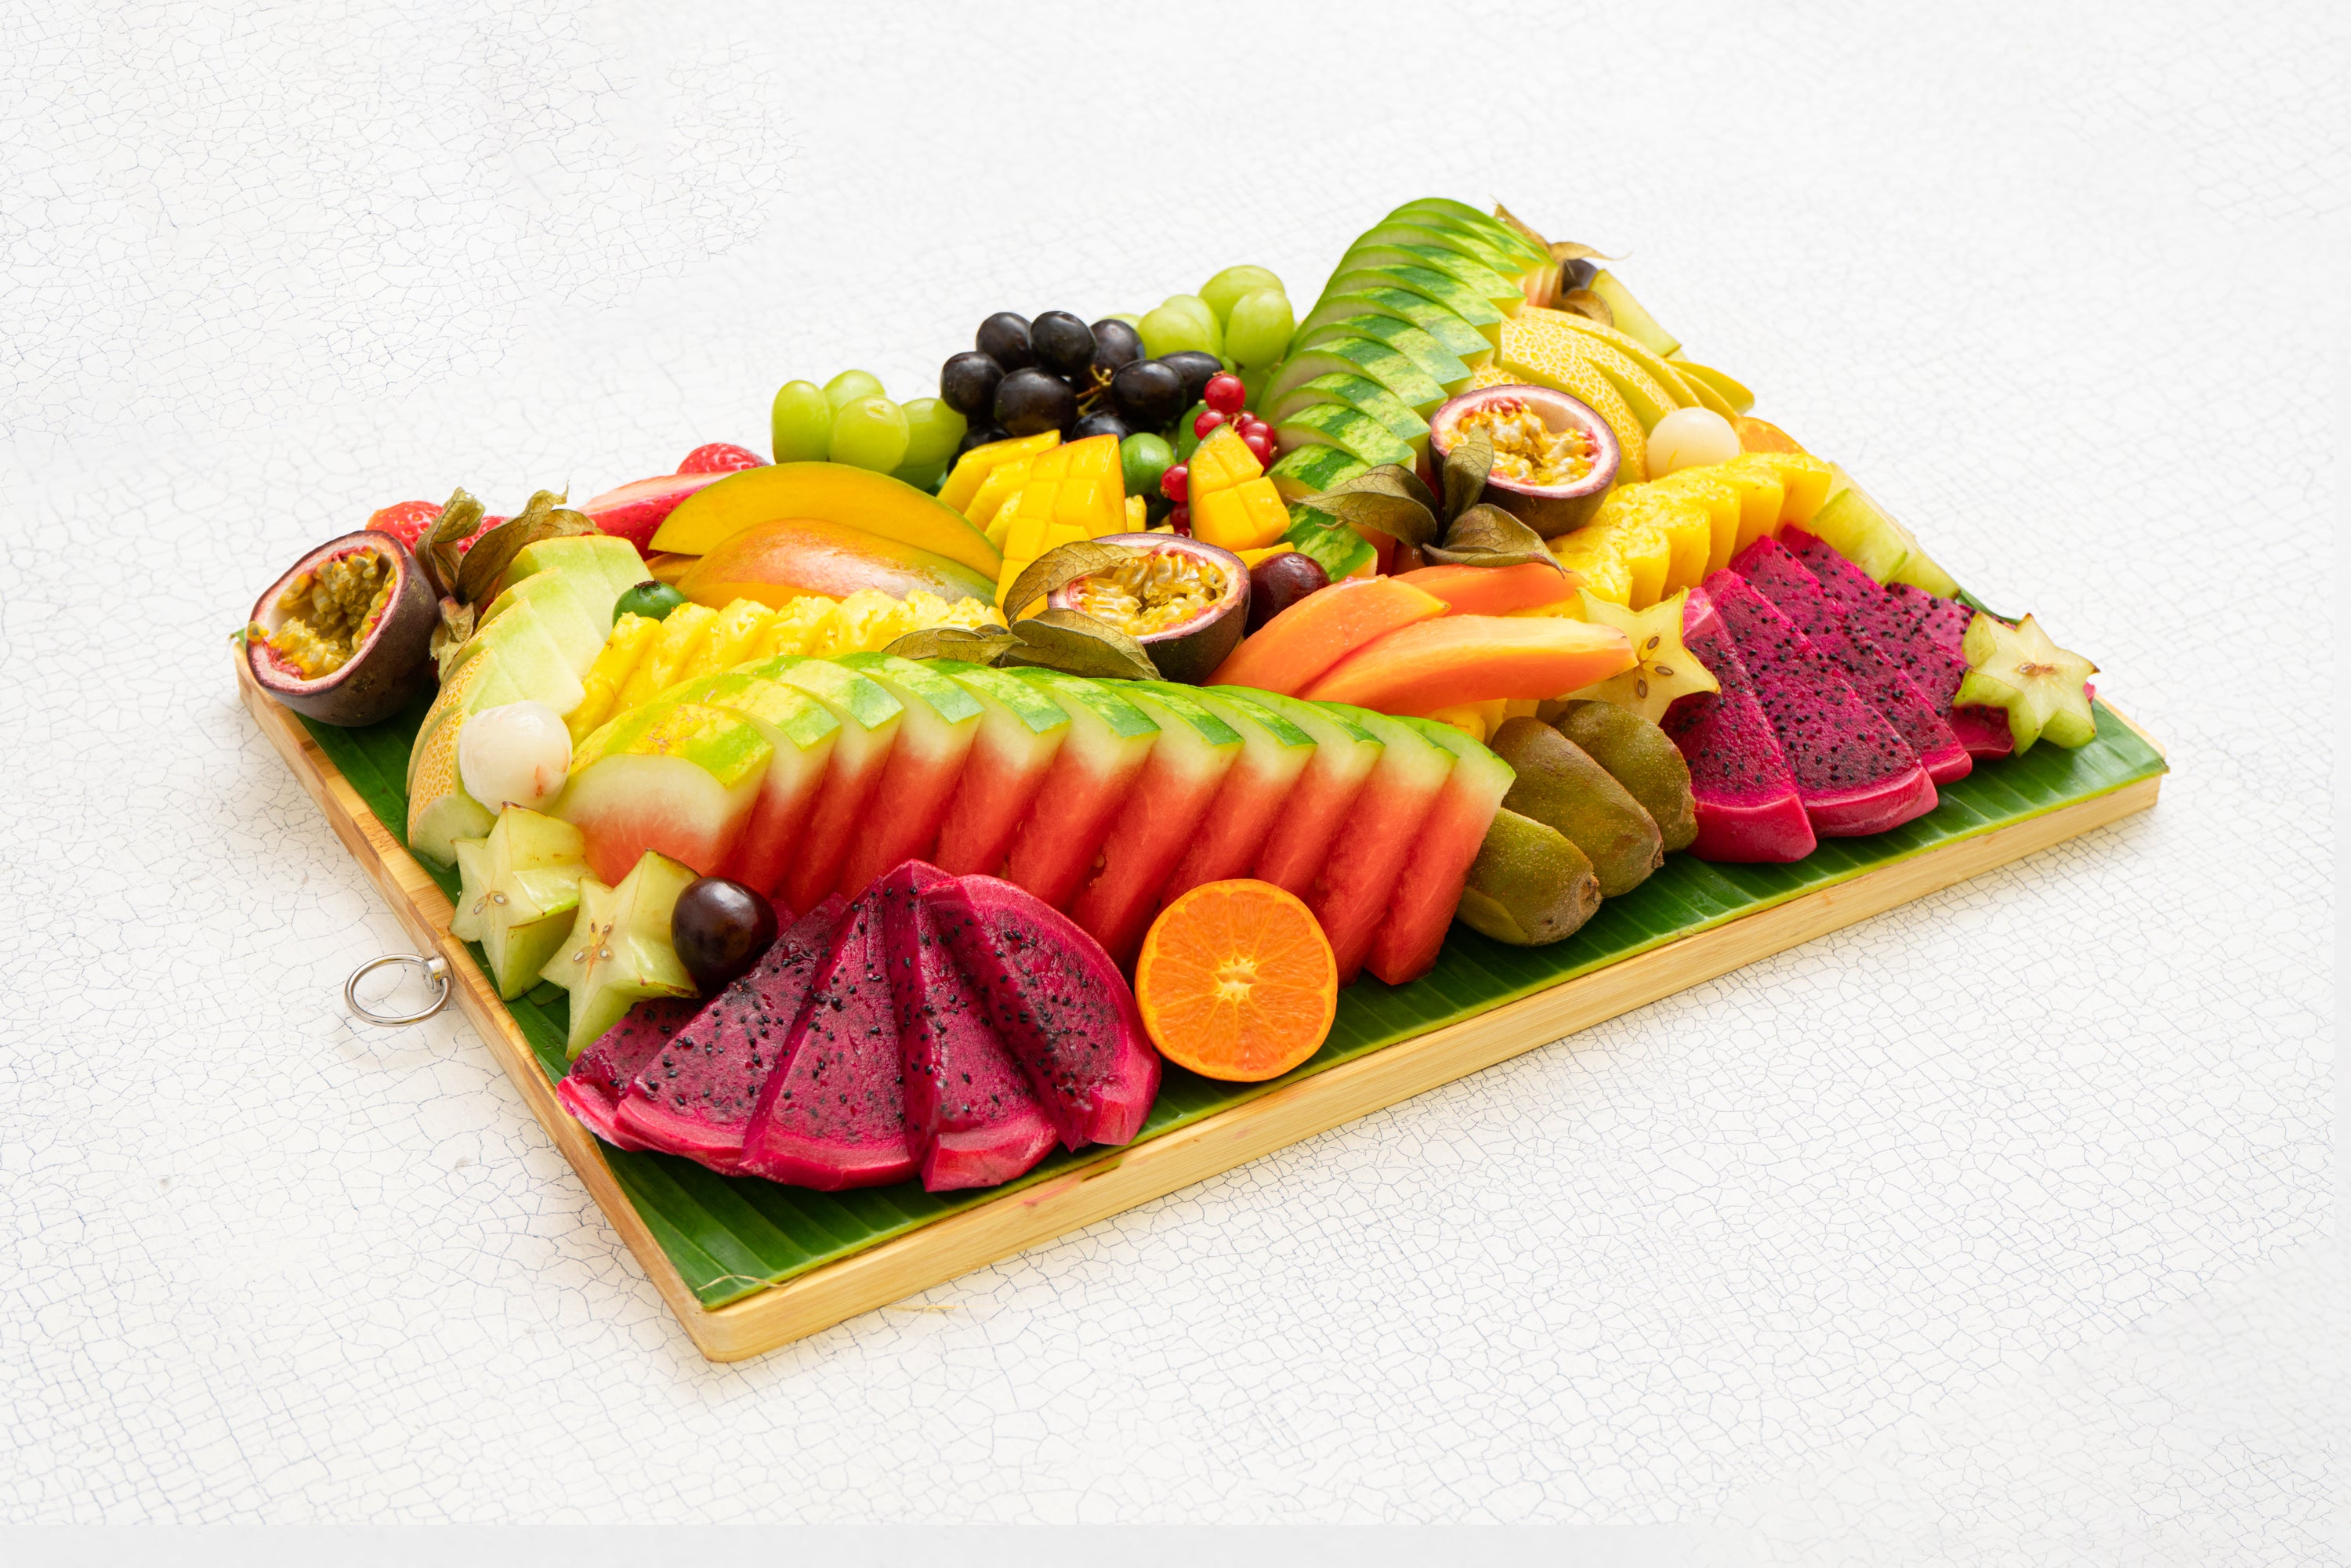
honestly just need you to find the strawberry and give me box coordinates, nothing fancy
[366,499,443,549]
[678,443,765,475]
[455,516,505,555]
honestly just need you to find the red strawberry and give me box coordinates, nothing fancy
[454,516,505,555]
[678,443,766,475]
[366,499,443,549]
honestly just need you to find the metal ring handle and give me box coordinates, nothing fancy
[345,953,452,1027]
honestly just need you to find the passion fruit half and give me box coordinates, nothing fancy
[1045,531,1250,684]
[246,531,437,726]
[1428,383,1621,538]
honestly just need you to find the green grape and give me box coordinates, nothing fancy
[771,380,833,462]
[1223,288,1296,370]
[823,368,886,412]
[900,396,967,468]
[828,394,910,472]
[1200,265,1284,325]
[1158,293,1218,336]
[1107,312,1143,329]
[889,459,947,494]
[1139,302,1221,360]
[1119,432,1174,498]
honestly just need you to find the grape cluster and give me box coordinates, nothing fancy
[940,312,1221,456]
[770,371,969,489]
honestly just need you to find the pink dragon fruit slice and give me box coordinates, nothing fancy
[612,896,846,1175]
[559,996,702,1152]
[1661,585,1817,862]
[875,862,1059,1191]
[1702,571,1939,838]
[1730,536,1972,786]
[737,890,917,1190]
[1781,527,2015,761]
[924,874,1160,1150]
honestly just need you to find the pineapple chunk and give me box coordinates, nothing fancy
[567,612,661,743]
[749,595,837,660]
[815,588,916,654]
[1724,451,1834,528]
[616,602,718,708]
[1124,494,1147,531]
[681,598,773,681]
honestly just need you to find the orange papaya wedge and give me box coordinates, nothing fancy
[1204,577,1449,697]
[1393,562,1581,617]
[1299,615,1636,714]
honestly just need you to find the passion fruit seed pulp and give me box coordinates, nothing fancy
[255,548,394,679]
[1454,397,1599,488]
[1064,548,1230,637]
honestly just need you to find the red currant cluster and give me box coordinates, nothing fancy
[1155,373,1271,536]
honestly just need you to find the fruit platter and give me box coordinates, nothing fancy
[237,197,2166,1360]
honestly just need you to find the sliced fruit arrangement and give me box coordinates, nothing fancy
[246,192,2125,1171]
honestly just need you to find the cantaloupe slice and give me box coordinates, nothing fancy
[1299,615,1636,715]
[1205,577,1449,696]
[1393,562,1579,617]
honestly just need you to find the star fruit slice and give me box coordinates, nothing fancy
[1953,613,2098,754]
[1562,588,1720,723]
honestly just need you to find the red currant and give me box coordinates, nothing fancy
[1168,505,1191,536]
[1204,373,1245,415]
[1192,407,1226,440]
[1241,429,1274,465]
[1159,464,1189,503]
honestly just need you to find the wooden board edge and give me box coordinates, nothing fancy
[689,769,2163,1360]
[237,661,719,1336]
[241,655,2164,1363]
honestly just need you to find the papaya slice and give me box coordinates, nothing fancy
[1205,577,1448,697]
[1393,562,1579,617]
[1300,615,1636,715]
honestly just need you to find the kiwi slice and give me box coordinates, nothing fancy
[1549,701,1698,853]
[1487,717,1663,897]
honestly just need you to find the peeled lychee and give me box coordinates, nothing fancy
[458,700,571,810]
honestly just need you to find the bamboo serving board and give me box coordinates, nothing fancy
[240,654,2164,1361]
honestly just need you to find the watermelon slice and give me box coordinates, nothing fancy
[742,655,904,913]
[654,670,841,896]
[1215,687,1386,900]
[1154,690,1317,908]
[927,661,1073,876]
[998,671,1161,908]
[1302,703,1458,984]
[1067,683,1244,967]
[831,653,987,896]
[1364,719,1516,986]
[556,701,773,884]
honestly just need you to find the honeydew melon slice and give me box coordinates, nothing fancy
[1332,243,1523,317]
[1067,682,1244,965]
[998,670,1161,910]
[1272,403,1418,470]
[1298,314,1470,395]
[1320,265,1506,344]
[926,660,1072,879]
[1261,373,1429,452]
[1261,338,1446,420]
[831,652,988,896]
[408,652,522,791]
[480,569,608,673]
[648,670,840,900]
[497,534,647,613]
[1296,289,1493,368]
[556,701,773,885]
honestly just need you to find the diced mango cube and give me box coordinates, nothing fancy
[962,455,1034,529]
[1186,425,1262,501]
[939,430,1058,513]
[1124,494,1147,531]
[1002,513,1049,563]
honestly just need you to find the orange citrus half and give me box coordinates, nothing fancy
[1134,879,1338,1083]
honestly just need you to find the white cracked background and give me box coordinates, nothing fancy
[1,0,2341,1554]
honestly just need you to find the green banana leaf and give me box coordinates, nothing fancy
[301,673,2163,1309]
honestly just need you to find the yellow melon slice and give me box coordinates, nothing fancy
[1488,327,1650,482]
